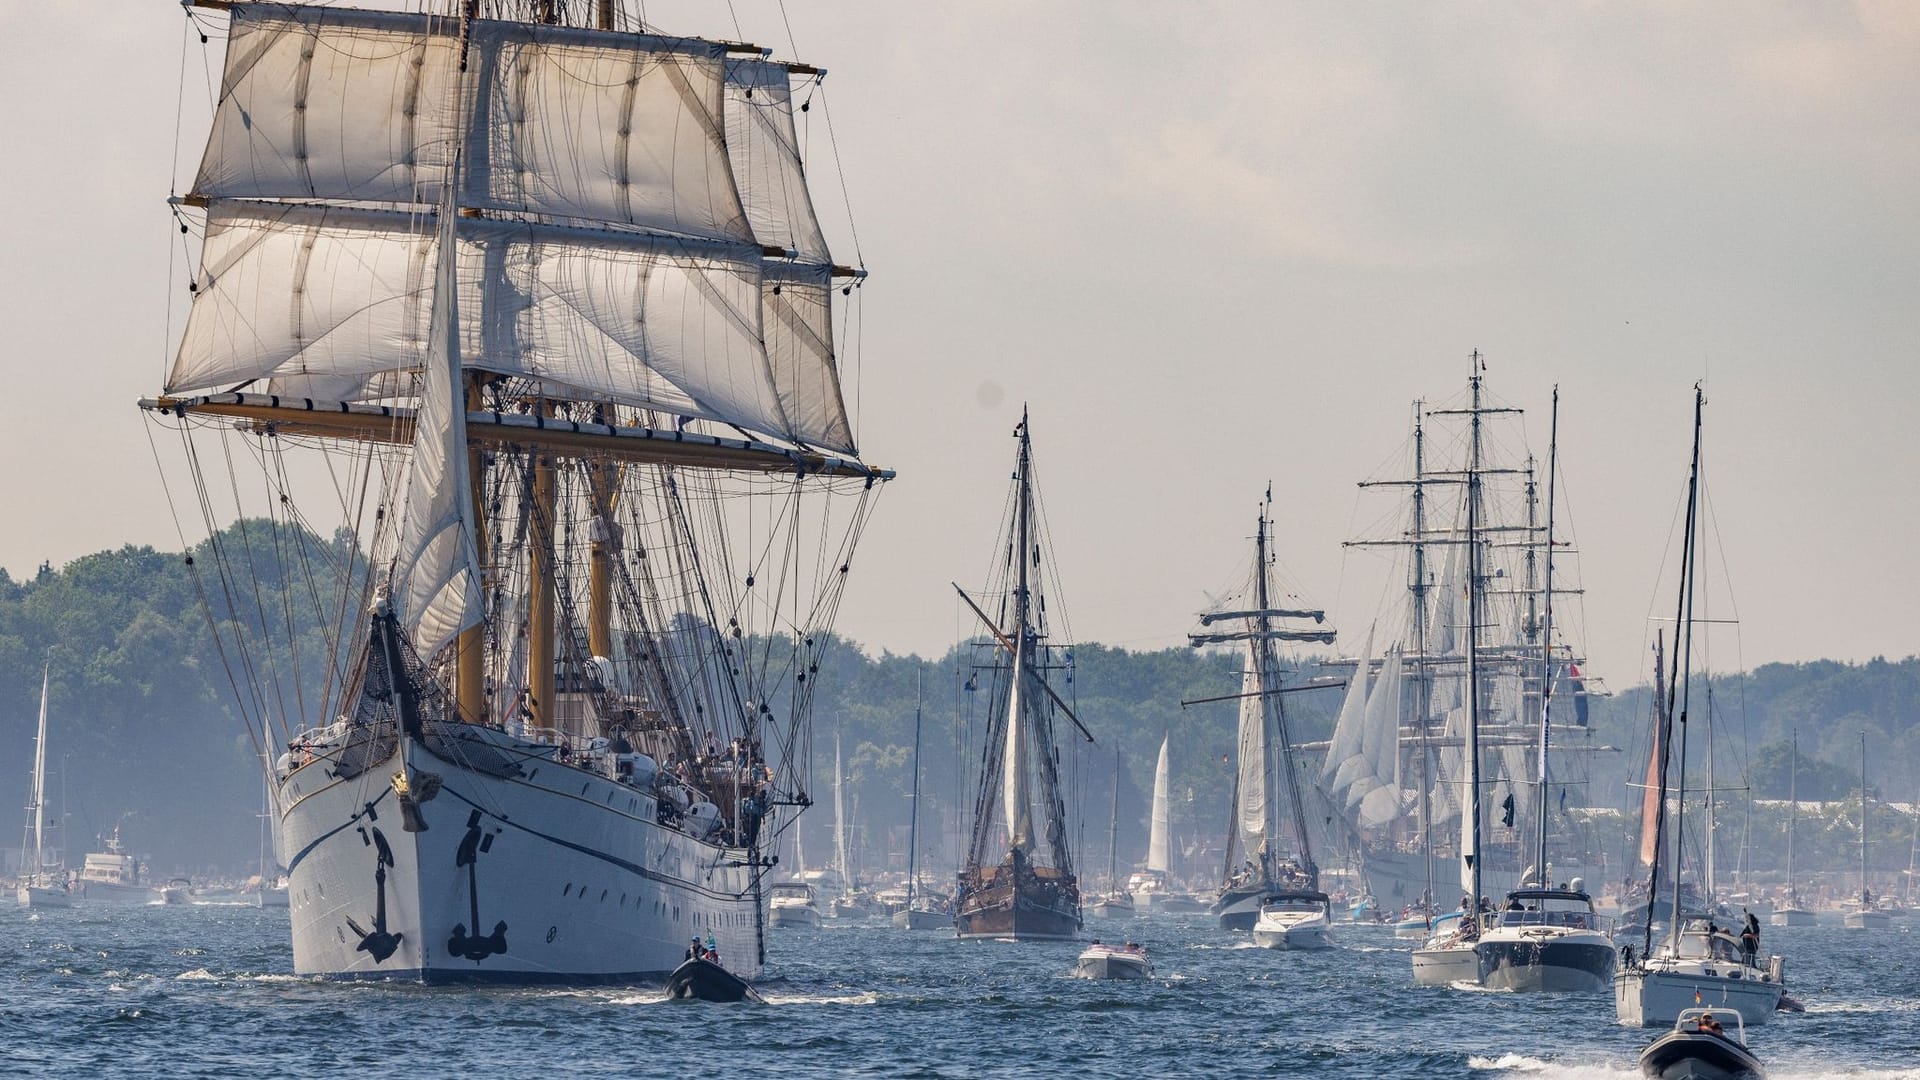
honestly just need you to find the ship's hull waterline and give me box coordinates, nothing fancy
[280,722,761,982]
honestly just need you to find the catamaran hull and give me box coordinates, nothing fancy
[280,730,760,982]
[1477,934,1616,992]
[1614,970,1783,1028]
[1412,943,1480,986]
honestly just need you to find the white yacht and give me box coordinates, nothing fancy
[1476,886,1615,992]
[1411,910,1482,987]
[16,659,72,909]
[767,881,823,929]
[1614,921,1785,1028]
[1251,890,1333,951]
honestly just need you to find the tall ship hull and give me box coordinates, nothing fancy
[282,722,758,981]
[954,858,1081,942]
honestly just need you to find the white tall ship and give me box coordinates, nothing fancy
[145,0,886,981]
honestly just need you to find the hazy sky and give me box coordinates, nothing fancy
[2,2,1914,688]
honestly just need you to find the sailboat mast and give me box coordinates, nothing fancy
[1107,747,1122,894]
[1859,731,1869,907]
[1005,413,1035,852]
[1531,387,1559,884]
[906,669,924,904]
[1786,727,1797,903]
[1663,386,1706,955]
[1257,495,1317,883]
[834,720,849,881]
[1410,404,1435,909]
[1464,361,1486,916]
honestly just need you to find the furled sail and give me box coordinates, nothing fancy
[1148,735,1171,874]
[1235,645,1267,848]
[393,195,483,660]
[173,3,859,455]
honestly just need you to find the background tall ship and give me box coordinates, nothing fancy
[1332,361,1605,916]
[143,0,888,981]
[952,414,1092,941]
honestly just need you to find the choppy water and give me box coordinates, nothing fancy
[4,903,1916,1078]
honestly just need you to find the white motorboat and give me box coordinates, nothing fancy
[1072,941,1152,980]
[1639,1007,1766,1080]
[74,824,156,904]
[1412,935,1481,986]
[1251,890,1333,950]
[767,881,823,929]
[1614,922,1785,1028]
[1477,886,1616,992]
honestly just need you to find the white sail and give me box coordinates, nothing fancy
[1003,663,1033,851]
[724,59,830,262]
[29,662,49,869]
[833,723,849,879]
[393,197,484,660]
[1235,644,1267,847]
[1326,627,1375,800]
[1355,648,1406,829]
[174,4,861,456]
[1148,735,1171,873]
[195,7,750,243]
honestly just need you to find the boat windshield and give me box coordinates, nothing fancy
[770,883,813,901]
[1497,891,1598,929]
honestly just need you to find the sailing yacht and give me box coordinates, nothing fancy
[1844,733,1890,930]
[953,413,1090,942]
[1127,736,1174,911]
[1615,388,1785,1027]
[1089,750,1135,919]
[1192,490,1337,933]
[16,659,72,909]
[1473,391,1615,993]
[894,670,948,931]
[1770,729,1815,927]
[143,1,888,981]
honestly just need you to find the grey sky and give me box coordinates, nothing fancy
[2,2,1913,687]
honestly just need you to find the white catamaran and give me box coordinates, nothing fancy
[146,0,887,981]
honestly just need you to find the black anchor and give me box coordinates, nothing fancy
[447,809,507,962]
[345,827,404,963]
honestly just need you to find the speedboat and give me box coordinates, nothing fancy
[1251,891,1333,950]
[1639,1008,1765,1079]
[1411,910,1480,986]
[767,881,823,929]
[1615,921,1785,1027]
[159,878,193,905]
[1477,887,1616,992]
[1073,941,1152,980]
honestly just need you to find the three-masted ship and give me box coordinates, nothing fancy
[142,0,887,981]
[1191,491,1336,931]
[952,414,1090,941]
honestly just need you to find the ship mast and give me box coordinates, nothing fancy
[1530,387,1559,886]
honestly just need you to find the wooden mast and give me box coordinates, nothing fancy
[587,460,618,661]
[456,378,489,723]
[528,408,557,733]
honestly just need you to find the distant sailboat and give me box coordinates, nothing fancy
[1090,749,1135,919]
[1844,732,1890,930]
[1770,729,1814,927]
[953,412,1092,942]
[1128,736,1174,910]
[895,669,948,930]
[16,658,71,909]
